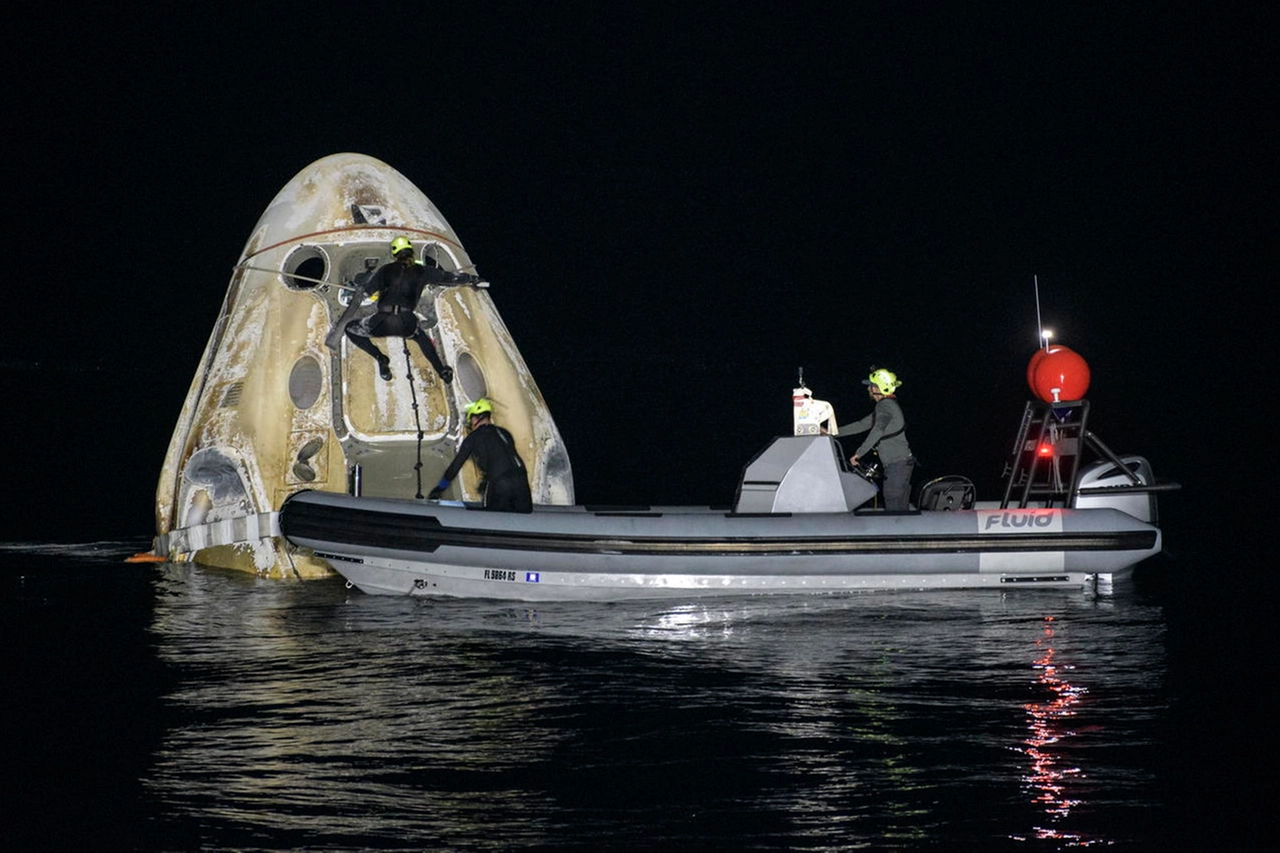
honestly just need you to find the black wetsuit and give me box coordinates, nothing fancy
[439,423,532,512]
[341,261,480,378]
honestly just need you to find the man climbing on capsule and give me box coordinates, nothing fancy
[429,398,532,513]
[326,236,482,383]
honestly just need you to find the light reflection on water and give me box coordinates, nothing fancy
[1017,616,1091,846]
[138,562,1170,850]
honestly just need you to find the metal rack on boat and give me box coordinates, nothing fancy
[1000,399,1179,512]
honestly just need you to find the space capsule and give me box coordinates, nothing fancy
[154,153,573,577]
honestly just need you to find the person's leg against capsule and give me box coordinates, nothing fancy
[412,330,453,383]
[344,326,392,380]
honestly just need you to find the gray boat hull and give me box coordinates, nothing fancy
[279,490,1161,600]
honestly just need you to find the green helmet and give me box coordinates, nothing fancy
[864,368,901,395]
[389,236,413,256]
[465,398,494,418]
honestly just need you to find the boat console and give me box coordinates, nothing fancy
[733,436,878,513]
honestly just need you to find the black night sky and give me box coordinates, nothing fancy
[5,4,1271,549]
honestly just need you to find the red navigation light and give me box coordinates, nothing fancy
[1037,443,1055,457]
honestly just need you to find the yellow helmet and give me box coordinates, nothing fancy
[465,398,494,418]
[389,236,413,256]
[864,368,901,395]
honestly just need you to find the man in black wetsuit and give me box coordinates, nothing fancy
[327,236,481,382]
[428,398,532,513]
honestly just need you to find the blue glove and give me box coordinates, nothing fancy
[428,479,449,500]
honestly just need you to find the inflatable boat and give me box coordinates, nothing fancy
[280,377,1176,600]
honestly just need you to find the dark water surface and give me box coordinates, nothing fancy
[4,541,1263,851]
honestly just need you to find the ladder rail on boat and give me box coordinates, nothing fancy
[1000,399,1180,518]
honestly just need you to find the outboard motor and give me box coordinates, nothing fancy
[1073,456,1158,524]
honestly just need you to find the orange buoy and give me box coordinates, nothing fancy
[1028,345,1091,403]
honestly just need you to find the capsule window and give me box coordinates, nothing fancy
[289,355,324,410]
[455,352,487,402]
[282,245,329,290]
[422,242,463,272]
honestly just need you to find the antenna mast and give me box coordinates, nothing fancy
[1034,274,1050,352]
